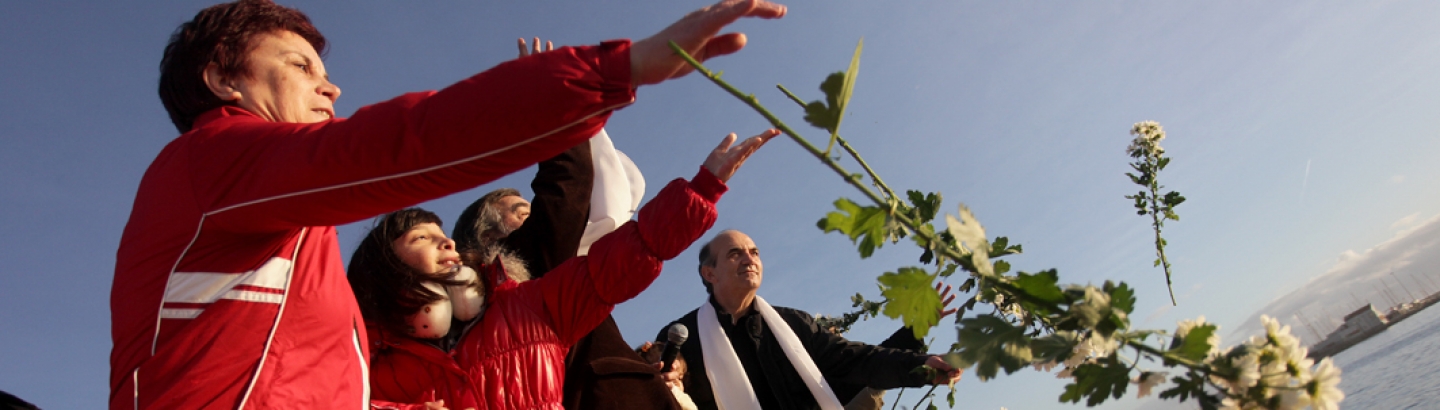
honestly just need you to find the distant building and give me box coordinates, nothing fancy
[1309,304,1388,359]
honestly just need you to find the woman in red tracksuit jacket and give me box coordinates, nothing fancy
[350,131,778,410]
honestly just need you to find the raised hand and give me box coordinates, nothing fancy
[924,355,963,386]
[517,37,554,58]
[702,129,779,183]
[936,282,958,320]
[630,0,786,87]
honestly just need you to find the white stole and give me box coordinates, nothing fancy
[696,296,843,410]
[577,129,645,256]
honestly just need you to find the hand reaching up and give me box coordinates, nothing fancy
[703,129,780,183]
[924,355,964,386]
[517,37,554,58]
[937,282,958,320]
[630,0,786,87]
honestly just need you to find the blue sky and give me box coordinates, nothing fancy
[4,1,1440,409]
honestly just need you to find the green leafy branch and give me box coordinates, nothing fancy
[1125,121,1185,305]
[667,41,1343,409]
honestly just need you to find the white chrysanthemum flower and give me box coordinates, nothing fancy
[1074,287,1113,329]
[1100,333,1123,355]
[1085,286,1112,307]
[1131,121,1164,141]
[1308,358,1344,410]
[1175,316,1205,338]
[1260,316,1303,351]
[1285,350,1314,379]
[1134,371,1166,398]
[1277,387,1310,410]
[1064,340,1092,368]
[1088,334,1120,358]
[1218,396,1265,410]
[1260,315,1282,335]
[1174,316,1221,356]
[1004,302,1026,318]
[1128,121,1168,158]
[1256,347,1292,393]
[1231,352,1261,395]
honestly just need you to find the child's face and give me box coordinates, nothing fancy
[391,222,461,275]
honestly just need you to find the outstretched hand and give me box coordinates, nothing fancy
[631,0,787,87]
[703,129,779,183]
[936,282,958,320]
[517,37,554,58]
[924,355,964,386]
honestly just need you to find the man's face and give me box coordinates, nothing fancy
[495,195,531,234]
[702,231,763,299]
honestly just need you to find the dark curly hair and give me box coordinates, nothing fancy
[347,208,470,337]
[158,0,326,132]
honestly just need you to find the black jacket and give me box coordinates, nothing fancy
[507,144,682,410]
[660,299,932,410]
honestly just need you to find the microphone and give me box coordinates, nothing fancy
[660,323,689,373]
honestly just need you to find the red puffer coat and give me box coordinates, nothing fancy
[366,325,481,410]
[455,169,724,410]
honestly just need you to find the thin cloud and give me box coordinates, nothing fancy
[1301,159,1312,200]
[1143,304,1173,325]
[1391,212,1421,230]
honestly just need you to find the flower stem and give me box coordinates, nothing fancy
[1144,158,1177,306]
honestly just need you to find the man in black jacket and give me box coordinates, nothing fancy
[658,230,962,410]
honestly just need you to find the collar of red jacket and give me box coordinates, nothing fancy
[193,105,259,130]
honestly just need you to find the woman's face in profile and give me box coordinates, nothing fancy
[217,30,341,124]
[392,222,462,275]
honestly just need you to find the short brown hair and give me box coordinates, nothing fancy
[158,0,326,132]
[696,232,731,295]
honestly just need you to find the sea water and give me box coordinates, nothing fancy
[1331,301,1440,409]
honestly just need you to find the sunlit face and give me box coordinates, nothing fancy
[218,30,340,123]
[392,222,461,275]
[495,195,531,234]
[702,231,763,298]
